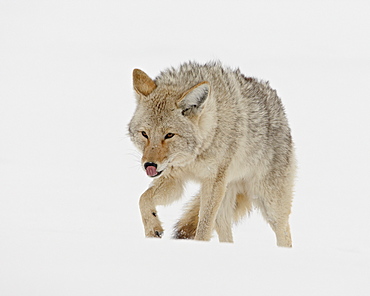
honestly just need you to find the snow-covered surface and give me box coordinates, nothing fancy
[1,1,370,295]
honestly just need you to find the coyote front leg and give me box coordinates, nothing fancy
[195,174,227,241]
[139,177,183,238]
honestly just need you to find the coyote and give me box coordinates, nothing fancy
[128,61,295,247]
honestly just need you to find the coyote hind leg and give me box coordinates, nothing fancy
[256,190,293,248]
[214,213,233,243]
[271,221,292,248]
[173,196,200,239]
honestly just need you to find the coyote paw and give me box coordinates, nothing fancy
[143,214,164,238]
[172,223,196,239]
[155,230,164,238]
[145,227,164,238]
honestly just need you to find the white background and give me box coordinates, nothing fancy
[1,1,370,295]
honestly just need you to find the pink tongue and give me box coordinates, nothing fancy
[146,166,158,177]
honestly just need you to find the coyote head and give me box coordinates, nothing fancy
[128,69,212,178]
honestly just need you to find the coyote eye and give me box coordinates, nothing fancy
[141,131,148,139]
[164,133,175,139]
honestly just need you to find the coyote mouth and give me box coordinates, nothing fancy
[147,168,162,178]
[149,170,162,178]
[144,163,163,178]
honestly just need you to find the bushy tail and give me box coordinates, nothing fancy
[172,196,200,239]
[233,193,252,223]
[173,192,252,239]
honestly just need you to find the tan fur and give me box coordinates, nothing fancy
[173,196,200,240]
[234,193,252,222]
[142,137,169,166]
[128,61,296,247]
[133,69,157,96]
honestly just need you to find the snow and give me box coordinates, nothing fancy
[1,1,370,295]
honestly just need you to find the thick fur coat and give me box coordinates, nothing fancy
[128,61,295,247]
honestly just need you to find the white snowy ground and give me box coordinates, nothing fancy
[1,1,370,295]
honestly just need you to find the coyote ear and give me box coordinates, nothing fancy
[133,69,157,96]
[177,82,210,116]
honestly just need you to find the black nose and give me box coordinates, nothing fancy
[144,162,157,169]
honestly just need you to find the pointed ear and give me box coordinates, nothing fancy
[133,69,157,96]
[177,82,210,116]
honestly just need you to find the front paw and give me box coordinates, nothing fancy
[145,225,164,238]
[143,214,164,238]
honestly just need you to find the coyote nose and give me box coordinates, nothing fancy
[144,162,157,169]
